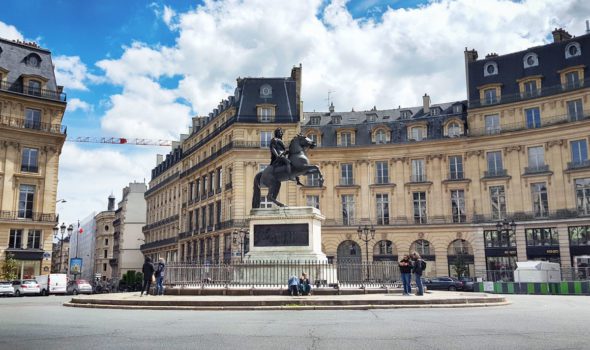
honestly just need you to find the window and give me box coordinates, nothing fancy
[259,84,272,98]
[451,190,466,223]
[306,173,320,187]
[453,104,463,114]
[258,107,273,122]
[104,249,108,258]
[18,184,35,218]
[260,195,273,209]
[483,88,497,105]
[307,133,318,145]
[374,240,393,256]
[105,238,109,246]
[526,228,558,246]
[525,107,541,128]
[400,110,412,119]
[375,161,389,184]
[208,203,214,227]
[260,131,272,148]
[209,172,215,193]
[413,192,427,224]
[374,129,387,144]
[486,151,503,176]
[523,53,538,68]
[195,179,201,199]
[340,163,354,185]
[25,108,41,129]
[484,62,497,76]
[567,99,584,121]
[485,114,500,134]
[575,178,590,215]
[201,206,206,227]
[340,132,352,146]
[523,80,538,98]
[490,186,506,220]
[411,159,425,182]
[431,108,440,116]
[28,79,41,96]
[410,127,425,141]
[310,116,320,125]
[565,42,581,58]
[484,230,516,248]
[568,226,590,246]
[448,156,463,180]
[217,168,222,191]
[527,146,545,171]
[9,229,23,248]
[332,115,341,124]
[26,230,41,249]
[447,122,461,137]
[411,239,431,256]
[341,195,355,225]
[531,182,549,217]
[306,195,320,209]
[21,148,38,173]
[216,200,222,224]
[571,139,588,164]
[565,71,580,89]
[376,194,389,225]
[103,263,107,272]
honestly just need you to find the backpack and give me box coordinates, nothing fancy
[420,260,427,270]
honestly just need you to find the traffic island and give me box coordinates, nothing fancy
[64,291,508,311]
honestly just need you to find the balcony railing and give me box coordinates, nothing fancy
[225,182,233,191]
[339,178,355,186]
[0,211,56,222]
[0,115,66,135]
[140,236,177,250]
[0,80,67,102]
[447,172,464,181]
[524,164,550,174]
[483,169,508,178]
[567,159,590,171]
[410,174,427,183]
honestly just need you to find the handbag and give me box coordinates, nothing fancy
[151,274,156,283]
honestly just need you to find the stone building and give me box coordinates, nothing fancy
[0,38,67,279]
[51,237,69,273]
[93,194,116,281]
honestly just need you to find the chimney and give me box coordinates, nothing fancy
[108,194,115,211]
[329,102,335,113]
[464,48,478,63]
[291,64,302,120]
[156,154,163,166]
[552,28,572,43]
[423,94,431,114]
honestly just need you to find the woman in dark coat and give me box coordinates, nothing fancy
[140,256,154,297]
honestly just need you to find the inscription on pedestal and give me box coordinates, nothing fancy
[253,223,309,247]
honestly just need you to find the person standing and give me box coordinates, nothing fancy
[155,257,166,296]
[399,255,412,296]
[140,256,154,297]
[411,252,425,296]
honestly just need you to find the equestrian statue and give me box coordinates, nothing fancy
[252,128,324,208]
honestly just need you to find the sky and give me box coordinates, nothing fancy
[1,0,589,230]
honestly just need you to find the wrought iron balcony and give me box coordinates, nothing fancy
[410,174,428,183]
[483,169,508,178]
[0,211,56,222]
[0,115,66,135]
[447,172,464,181]
[567,159,590,171]
[524,164,550,174]
[0,80,67,102]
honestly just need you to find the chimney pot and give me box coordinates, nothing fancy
[552,28,572,43]
[423,94,431,114]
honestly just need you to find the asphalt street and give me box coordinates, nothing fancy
[0,294,589,350]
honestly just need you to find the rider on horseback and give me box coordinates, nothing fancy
[270,128,303,186]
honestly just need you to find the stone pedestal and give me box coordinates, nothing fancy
[245,207,328,262]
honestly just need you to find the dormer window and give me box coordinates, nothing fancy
[366,113,377,123]
[310,116,320,125]
[332,115,342,124]
[410,126,426,141]
[259,84,272,98]
[373,129,388,144]
[523,53,538,68]
[484,61,498,76]
[28,80,41,96]
[257,104,275,122]
[25,53,41,68]
[431,107,440,116]
[447,122,462,137]
[400,110,412,119]
[453,104,463,114]
[565,42,581,59]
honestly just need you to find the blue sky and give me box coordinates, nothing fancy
[1,0,588,227]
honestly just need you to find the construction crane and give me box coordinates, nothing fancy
[68,137,175,147]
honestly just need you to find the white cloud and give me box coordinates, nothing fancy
[0,21,24,40]
[53,55,103,91]
[67,98,92,112]
[163,5,177,28]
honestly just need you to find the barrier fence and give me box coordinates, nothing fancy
[476,267,590,282]
[165,261,401,288]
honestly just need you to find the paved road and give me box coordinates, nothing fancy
[1,294,589,350]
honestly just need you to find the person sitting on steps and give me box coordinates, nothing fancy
[298,272,312,296]
[288,275,300,296]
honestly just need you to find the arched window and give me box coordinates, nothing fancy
[447,239,473,255]
[337,240,361,263]
[410,239,432,256]
[447,239,474,277]
[447,122,461,137]
[410,126,425,141]
[373,240,397,261]
[374,129,387,144]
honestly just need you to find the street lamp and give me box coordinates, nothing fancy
[53,223,72,273]
[495,218,516,235]
[357,224,376,280]
[56,199,67,203]
[232,228,249,263]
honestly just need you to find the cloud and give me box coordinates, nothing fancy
[0,21,24,40]
[53,55,103,91]
[67,98,92,112]
[163,5,178,28]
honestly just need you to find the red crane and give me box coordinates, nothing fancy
[68,137,175,147]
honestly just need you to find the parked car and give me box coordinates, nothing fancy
[423,276,464,291]
[12,279,41,296]
[458,277,475,292]
[36,274,68,296]
[67,279,93,295]
[0,281,15,297]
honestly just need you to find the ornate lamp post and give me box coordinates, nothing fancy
[495,218,516,236]
[232,228,249,263]
[53,222,72,273]
[357,224,376,280]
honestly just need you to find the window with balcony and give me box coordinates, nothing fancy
[451,190,466,223]
[376,193,389,225]
[525,107,541,128]
[413,192,427,224]
[9,229,23,249]
[486,151,504,177]
[484,88,498,104]
[374,129,387,144]
[527,146,546,173]
[447,122,461,137]
[490,186,506,220]
[216,200,222,224]
[26,230,41,249]
[531,182,549,218]
[485,114,500,135]
[306,195,319,209]
[340,163,354,185]
[18,184,35,219]
[341,195,355,225]
[570,139,589,168]
[523,80,538,98]
[21,148,39,173]
[575,178,590,215]
[260,131,272,148]
[448,155,463,180]
[25,108,41,130]
[565,71,580,90]
[375,161,389,184]
[411,159,425,182]
[526,228,558,246]
[28,79,41,96]
[410,126,425,141]
[567,99,584,121]
[208,203,214,228]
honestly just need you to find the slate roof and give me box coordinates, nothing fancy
[467,31,590,103]
[235,77,298,123]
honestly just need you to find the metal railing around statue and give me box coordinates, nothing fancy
[165,261,402,289]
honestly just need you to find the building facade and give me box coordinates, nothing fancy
[51,237,69,273]
[0,38,67,279]
[93,195,116,281]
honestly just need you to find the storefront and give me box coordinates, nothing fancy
[484,230,517,281]
[568,225,590,279]
[525,227,560,263]
[6,249,43,279]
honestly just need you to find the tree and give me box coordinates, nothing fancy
[452,252,469,278]
[1,252,19,280]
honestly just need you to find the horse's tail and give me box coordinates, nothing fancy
[252,172,263,208]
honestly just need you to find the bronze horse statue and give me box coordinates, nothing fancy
[252,134,324,208]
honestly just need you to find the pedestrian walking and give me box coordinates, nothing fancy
[411,252,426,296]
[399,255,412,295]
[140,256,154,297]
[155,257,166,296]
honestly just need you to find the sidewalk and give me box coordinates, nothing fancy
[64,291,508,311]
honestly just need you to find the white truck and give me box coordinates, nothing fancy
[35,274,68,296]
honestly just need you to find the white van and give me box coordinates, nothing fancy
[36,274,68,296]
